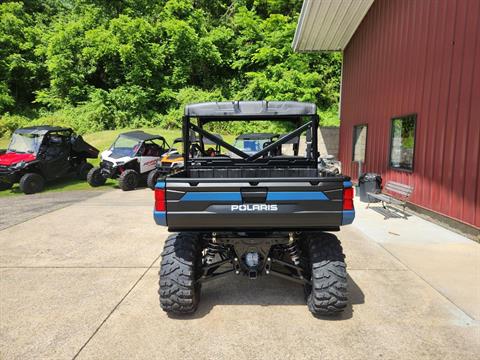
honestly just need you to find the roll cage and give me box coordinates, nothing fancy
[181,101,319,173]
[110,132,169,158]
[9,127,74,155]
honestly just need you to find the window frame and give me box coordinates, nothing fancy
[388,113,417,173]
[352,123,368,163]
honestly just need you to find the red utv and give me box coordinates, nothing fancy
[0,126,99,194]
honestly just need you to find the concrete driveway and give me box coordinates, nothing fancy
[0,190,107,231]
[0,190,479,359]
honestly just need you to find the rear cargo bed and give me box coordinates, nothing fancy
[188,167,318,178]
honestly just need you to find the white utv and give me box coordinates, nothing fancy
[87,131,169,191]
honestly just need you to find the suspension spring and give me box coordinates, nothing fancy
[205,241,223,264]
[285,242,301,266]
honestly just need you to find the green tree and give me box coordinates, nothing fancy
[0,2,47,112]
[1,0,342,134]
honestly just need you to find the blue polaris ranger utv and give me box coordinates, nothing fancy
[153,101,355,316]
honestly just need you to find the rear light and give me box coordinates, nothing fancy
[155,187,166,211]
[343,187,354,210]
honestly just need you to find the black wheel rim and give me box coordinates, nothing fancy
[127,174,136,187]
[29,178,39,192]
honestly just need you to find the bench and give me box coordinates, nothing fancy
[367,181,414,218]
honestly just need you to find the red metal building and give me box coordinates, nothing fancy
[294,0,480,229]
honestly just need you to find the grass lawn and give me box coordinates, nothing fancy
[0,127,235,197]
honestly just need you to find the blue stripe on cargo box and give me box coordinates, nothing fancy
[266,192,328,201]
[181,192,242,202]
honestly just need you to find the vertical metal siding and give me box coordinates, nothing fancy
[339,0,480,228]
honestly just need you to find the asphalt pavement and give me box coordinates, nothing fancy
[0,190,106,230]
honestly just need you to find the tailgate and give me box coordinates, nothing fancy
[155,177,353,231]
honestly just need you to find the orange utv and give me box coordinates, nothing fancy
[147,135,223,189]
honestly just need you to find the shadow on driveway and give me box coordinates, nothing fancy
[369,205,412,220]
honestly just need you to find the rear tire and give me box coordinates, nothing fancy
[118,169,138,191]
[76,162,93,180]
[305,232,348,316]
[87,167,106,187]
[19,173,45,194]
[159,233,202,315]
[147,170,161,190]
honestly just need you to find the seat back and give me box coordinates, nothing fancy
[384,181,414,198]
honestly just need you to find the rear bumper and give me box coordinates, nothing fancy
[156,209,356,229]
[154,206,355,231]
[154,211,167,226]
[157,209,355,231]
[342,210,355,225]
[162,208,344,231]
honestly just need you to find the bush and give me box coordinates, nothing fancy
[0,114,30,137]
[319,107,340,127]
[0,104,105,138]
[161,87,225,129]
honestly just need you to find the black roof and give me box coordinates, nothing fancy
[236,133,278,140]
[173,134,223,145]
[119,131,165,142]
[15,126,72,135]
[185,101,317,117]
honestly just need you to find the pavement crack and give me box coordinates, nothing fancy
[72,252,162,360]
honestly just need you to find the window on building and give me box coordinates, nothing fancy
[352,124,367,162]
[389,114,416,171]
